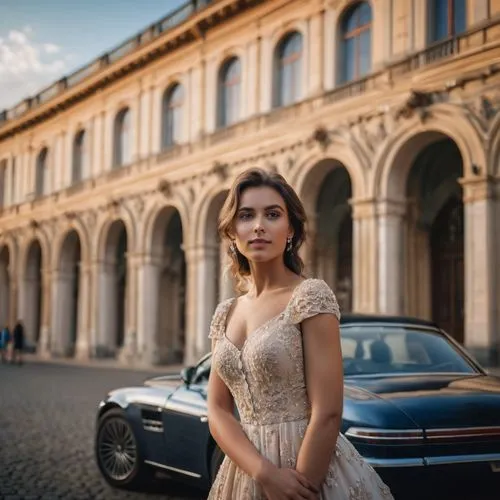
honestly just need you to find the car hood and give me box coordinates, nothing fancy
[346,373,500,429]
[144,373,183,389]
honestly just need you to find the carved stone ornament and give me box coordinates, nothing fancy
[106,198,121,216]
[212,161,228,181]
[308,125,331,151]
[64,211,77,221]
[29,219,39,230]
[395,90,434,122]
[157,179,173,198]
[83,210,97,231]
[131,197,145,217]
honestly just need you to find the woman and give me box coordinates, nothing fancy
[207,168,393,500]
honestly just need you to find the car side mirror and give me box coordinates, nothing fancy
[181,366,196,385]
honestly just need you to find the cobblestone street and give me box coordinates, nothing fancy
[0,361,205,500]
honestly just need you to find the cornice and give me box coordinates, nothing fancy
[0,0,266,142]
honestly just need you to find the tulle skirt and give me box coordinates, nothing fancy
[208,418,394,499]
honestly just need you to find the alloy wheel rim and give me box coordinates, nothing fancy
[98,417,137,481]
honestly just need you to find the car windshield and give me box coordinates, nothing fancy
[340,325,477,376]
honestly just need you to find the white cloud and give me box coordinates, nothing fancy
[0,28,72,110]
[43,43,60,54]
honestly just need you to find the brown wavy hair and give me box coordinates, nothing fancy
[218,168,307,292]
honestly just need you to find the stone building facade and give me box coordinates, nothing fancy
[0,0,499,367]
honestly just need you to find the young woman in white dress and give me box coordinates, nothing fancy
[207,168,394,500]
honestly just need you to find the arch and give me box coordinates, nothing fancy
[95,213,136,263]
[21,238,44,345]
[338,0,373,84]
[487,112,500,177]
[291,147,366,201]
[35,147,49,197]
[72,129,86,183]
[161,82,184,149]
[113,107,131,167]
[141,200,189,256]
[217,56,242,128]
[52,219,90,270]
[53,229,82,356]
[148,205,184,258]
[371,105,487,199]
[273,30,303,108]
[144,205,186,364]
[192,183,232,248]
[20,227,50,275]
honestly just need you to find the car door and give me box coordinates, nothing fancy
[162,371,212,480]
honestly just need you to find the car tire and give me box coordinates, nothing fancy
[95,408,148,490]
[210,445,225,484]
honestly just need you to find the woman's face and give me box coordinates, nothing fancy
[232,185,292,263]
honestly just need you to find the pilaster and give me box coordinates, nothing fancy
[461,176,499,366]
[376,198,406,314]
[184,244,220,365]
[350,198,378,313]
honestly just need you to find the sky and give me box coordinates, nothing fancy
[0,0,187,109]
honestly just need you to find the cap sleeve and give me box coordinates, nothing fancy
[208,298,234,340]
[288,279,341,324]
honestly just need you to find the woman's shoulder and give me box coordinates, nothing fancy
[208,297,236,339]
[288,278,341,322]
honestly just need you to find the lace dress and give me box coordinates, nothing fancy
[208,278,394,500]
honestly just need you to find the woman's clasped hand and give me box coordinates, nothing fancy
[257,463,320,500]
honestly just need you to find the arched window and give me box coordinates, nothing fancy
[273,31,303,108]
[35,148,48,197]
[340,2,372,84]
[217,57,241,128]
[162,83,184,149]
[428,0,466,43]
[113,107,131,167]
[72,129,86,183]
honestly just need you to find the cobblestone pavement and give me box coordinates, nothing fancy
[0,361,206,500]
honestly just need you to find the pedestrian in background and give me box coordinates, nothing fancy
[12,320,25,365]
[0,324,11,363]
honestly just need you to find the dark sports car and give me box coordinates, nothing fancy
[94,315,500,499]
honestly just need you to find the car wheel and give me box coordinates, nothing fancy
[95,408,146,489]
[210,445,225,484]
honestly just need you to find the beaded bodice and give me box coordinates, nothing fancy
[209,279,340,425]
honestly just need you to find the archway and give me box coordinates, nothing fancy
[99,220,127,356]
[23,240,43,346]
[148,207,186,364]
[54,230,81,356]
[0,246,10,327]
[310,161,353,312]
[405,137,464,341]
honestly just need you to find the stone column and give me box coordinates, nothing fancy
[350,199,378,313]
[50,268,75,356]
[38,268,51,357]
[119,252,139,363]
[136,254,162,365]
[461,177,499,366]
[96,260,116,357]
[184,245,219,365]
[75,262,91,359]
[377,199,406,314]
[8,265,17,327]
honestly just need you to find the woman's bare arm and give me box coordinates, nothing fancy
[295,313,343,488]
[207,341,268,481]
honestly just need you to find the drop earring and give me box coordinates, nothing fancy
[286,236,293,252]
[230,241,237,255]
